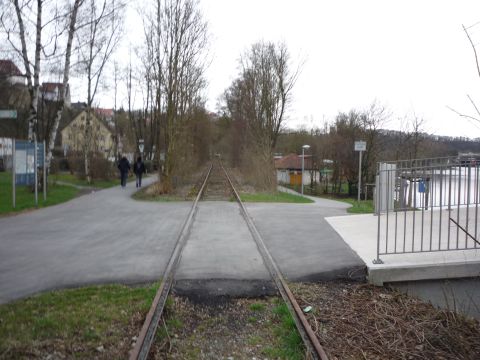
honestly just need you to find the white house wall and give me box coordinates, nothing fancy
[276,169,320,185]
[277,170,289,183]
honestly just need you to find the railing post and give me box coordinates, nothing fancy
[374,162,383,264]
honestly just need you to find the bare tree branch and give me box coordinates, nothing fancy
[447,105,480,123]
[463,24,480,81]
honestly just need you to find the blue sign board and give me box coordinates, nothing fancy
[419,180,425,193]
[14,140,44,185]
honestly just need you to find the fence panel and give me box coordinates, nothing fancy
[374,156,480,263]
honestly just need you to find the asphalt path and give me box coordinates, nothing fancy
[246,199,366,282]
[0,177,191,303]
[0,180,366,304]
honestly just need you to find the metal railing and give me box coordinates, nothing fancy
[374,155,480,263]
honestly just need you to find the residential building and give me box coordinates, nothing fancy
[61,110,114,158]
[0,60,25,85]
[95,108,114,125]
[275,153,319,185]
[71,102,87,110]
[41,82,71,106]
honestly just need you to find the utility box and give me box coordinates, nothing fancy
[375,163,396,214]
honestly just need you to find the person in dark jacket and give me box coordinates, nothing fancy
[133,156,146,188]
[117,156,130,188]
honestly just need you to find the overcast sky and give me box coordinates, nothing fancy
[87,0,480,138]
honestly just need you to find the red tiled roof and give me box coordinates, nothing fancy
[95,108,114,117]
[42,82,64,92]
[0,60,23,76]
[275,153,315,170]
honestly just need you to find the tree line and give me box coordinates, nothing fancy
[1,0,124,183]
[273,105,480,196]
[1,1,478,194]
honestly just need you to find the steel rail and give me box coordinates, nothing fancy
[220,161,329,360]
[129,163,213,360]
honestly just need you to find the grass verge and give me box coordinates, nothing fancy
[0,283,158,359]
[338,198,374,214]
[240,191,314,203]
[303,192,374,214]
[0,172,79,215]
[50,173,119,189]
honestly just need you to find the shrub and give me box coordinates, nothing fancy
[66,152,115,181]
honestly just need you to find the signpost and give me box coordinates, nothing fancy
[354,141,367,202]
[0,110,17,119]
[12,140,46,208]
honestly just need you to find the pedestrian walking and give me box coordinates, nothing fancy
[118,156,130,188]
[133,156,146,188]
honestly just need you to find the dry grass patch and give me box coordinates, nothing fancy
[290,282,480,360]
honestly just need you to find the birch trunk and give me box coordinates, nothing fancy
[46,0,83,169]
[29,0,42,142]
[13,0,42,142]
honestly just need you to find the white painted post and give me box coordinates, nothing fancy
[301,147,305,195]
[358,150,362,202]
[301,144,310,195]
[354,141,367,202]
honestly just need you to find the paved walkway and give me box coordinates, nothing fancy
[247,188,366,282]
[0,181,366,303]
[0,177,191,303]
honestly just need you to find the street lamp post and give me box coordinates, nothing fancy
[301,144,310,195]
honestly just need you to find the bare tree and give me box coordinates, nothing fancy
[138,1,164,162]
[227,41,299,190]
[140,0,208,192]
[447,23,480,126]
[2,0,84,169]
[112,60,120,161]
[46,0,84,168]
[76,0,124,182]
[361,101,389,185]
[2,0,47,141]
[222,78,248,167]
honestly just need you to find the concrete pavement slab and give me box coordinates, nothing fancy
[326,213,480,285]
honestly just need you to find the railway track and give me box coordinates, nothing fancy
[129,160,329,360]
